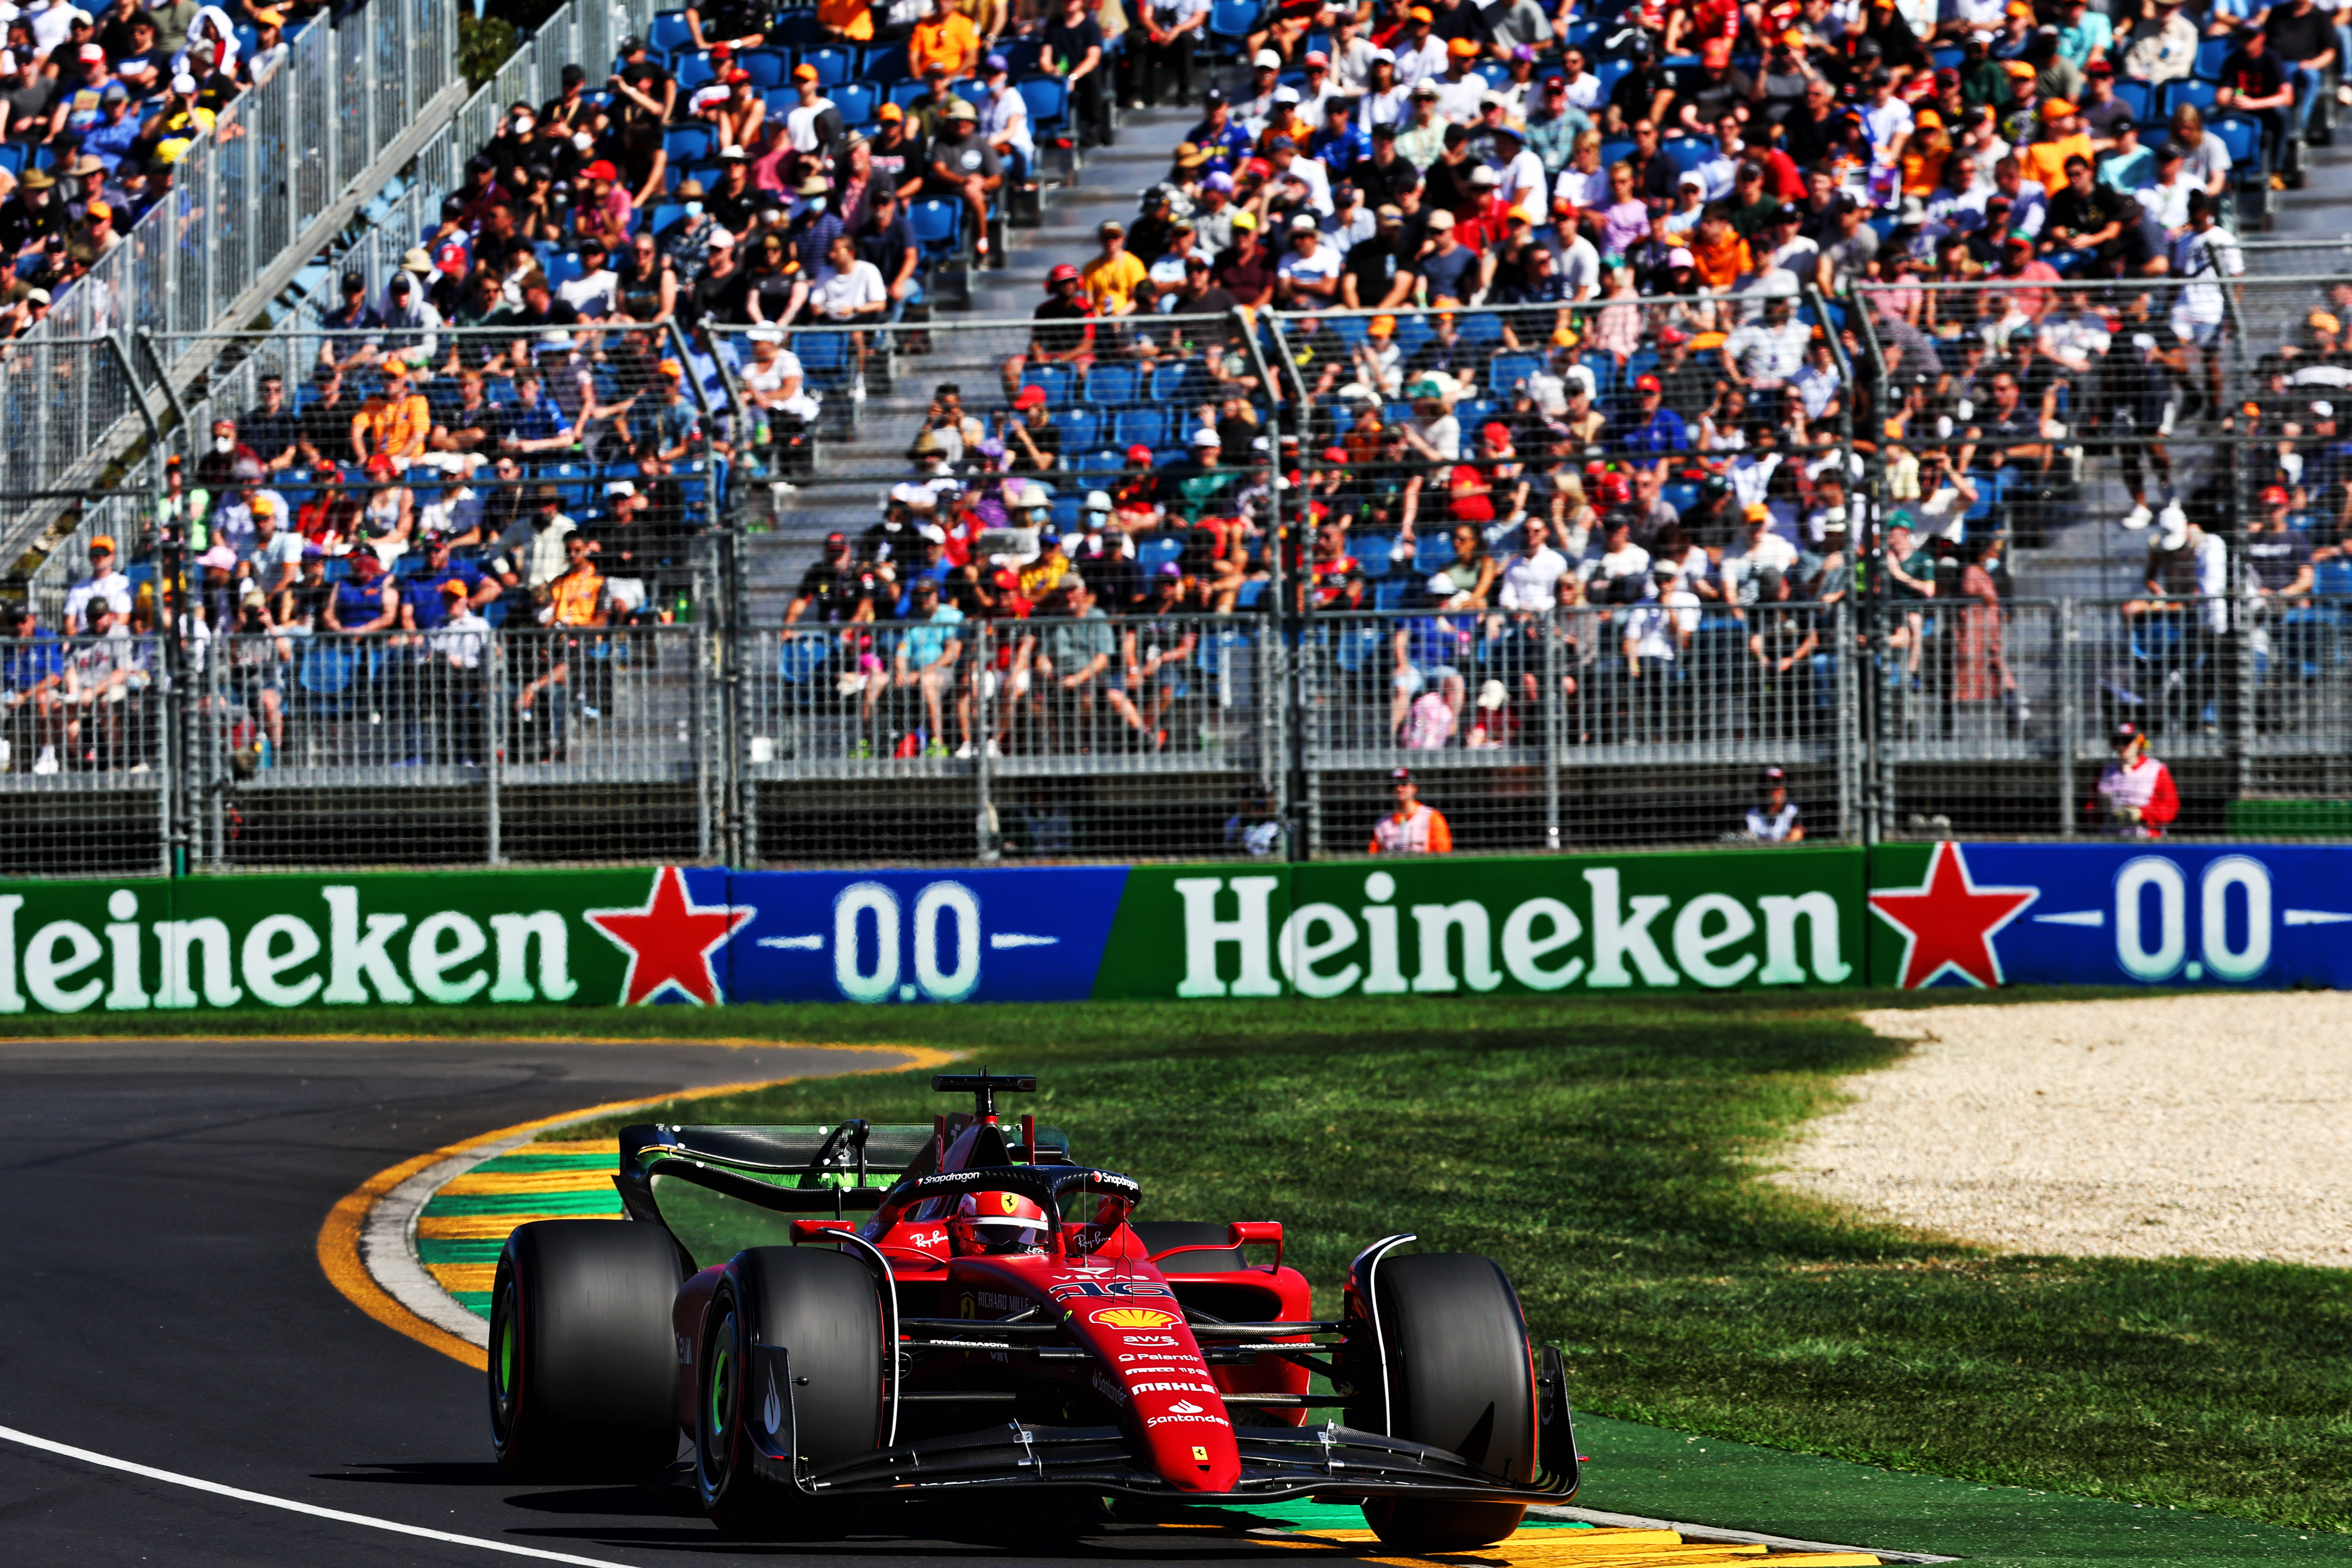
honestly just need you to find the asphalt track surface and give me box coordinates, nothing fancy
[0,1034,1371,1568]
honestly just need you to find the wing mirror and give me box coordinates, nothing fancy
[1228,1220,1283,1270]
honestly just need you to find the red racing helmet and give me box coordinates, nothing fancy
[951,1190,1051,1255]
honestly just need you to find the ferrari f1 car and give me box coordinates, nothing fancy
[486,1071,1577,1548]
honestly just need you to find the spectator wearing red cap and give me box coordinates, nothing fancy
[1003,382,1063,475]
[1615,372,1690,459]
[998,262,1094,405]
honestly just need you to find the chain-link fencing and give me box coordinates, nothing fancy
[10,279,2352,874]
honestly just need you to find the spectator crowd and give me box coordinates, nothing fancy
[0,0,318,332]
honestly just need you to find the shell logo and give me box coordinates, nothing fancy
[1092,1306,1180,1329]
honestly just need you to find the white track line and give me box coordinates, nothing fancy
[0,1423,633,1566]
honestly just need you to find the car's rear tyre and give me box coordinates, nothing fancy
[488,1220,682,1483]
[1359,1252,1535,1552]
[697,1247,885,1540]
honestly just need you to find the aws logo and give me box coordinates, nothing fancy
[1092,1306,1180,1329]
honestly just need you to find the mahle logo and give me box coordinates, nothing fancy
[1169,867,1853,998]
[0,887,580,1014]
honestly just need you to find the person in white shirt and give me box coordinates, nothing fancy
[980,58,1036,181]
[1858,70,1913,168]
[1495,517,1568,609]
[1324,184,1374,254]
[61,535,131,632]
[2168,190,2241,413]
[784,64,837,155]
[1393,23,1447,88]
[1558,49,1601,113]
[1939,0,2005,41]
[1432,49,1488,125]
[1721,505,1800,602]
[1327,13,1377,91]
[1492,121,1548,215]
[1357,52,1412,132]
[1267,138,1333,214]
[1275,213,1344,306]
[1557,224,1602,300]
[557,238,621,318]
[2133,139,2197,236]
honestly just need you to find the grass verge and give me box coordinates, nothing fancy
[12,992,2347,1539]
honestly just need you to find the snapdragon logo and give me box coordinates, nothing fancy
[1170,867,1851,998]
[0,888,577,1014]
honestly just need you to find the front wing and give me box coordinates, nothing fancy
[739,1343,1580,1505]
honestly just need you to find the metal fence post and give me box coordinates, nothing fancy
[1238,307,1308,860]
[975,622,998,861]
[486,637,504,864]
[2057,595,2078,836]
[1542,606,1561,849]
[1833,598,1857,842]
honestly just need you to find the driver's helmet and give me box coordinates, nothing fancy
[950,1190,1050,1255]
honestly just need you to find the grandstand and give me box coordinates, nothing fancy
[4,0,2352,874]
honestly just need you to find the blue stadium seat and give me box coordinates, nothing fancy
[1355,534,1395,577]
[1060,406,1101,453]
[2164,76,2219,118]
[739,46,791,87]
[546,460,593,511]
[674,49,717,90]
[953,77,989,108]
[1206,0,1261,60]
[1114,407,1169,450]
[1139,535,1185,573]
[1594,58,1632,98]
[1599,136,1634,168]
[1050,490,1084,534]
[887,78,931,112]
[0,145,22,177]
[1018,75,1069,142]
[1489,351,1542,392]
[1413,533,1452,571]
[1931,45,1963,71]
[833,79,878,125]
[1089,363,1143,406]
[861,42,909,81]
[1020,362,1076,405]
[2212,113,2265,176]
[2114,78,2157,122]
[779,630,831,683]
[772,9,823,45]
[664,124,717,163]
[762,86,796,119]
[2195,35,2230,81]
[1234,579,1266,608]
[907,196,962,263]
[648,201,686,236]
[1371,578,1408,611]
[649,10,695,56]
[1454,310,1504,345]
[543,249,584,286]
[801,44,854,85]
[999,37,1043,76]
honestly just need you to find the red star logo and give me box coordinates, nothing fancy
[1868,842,2039,989]
[585,867,753,1006]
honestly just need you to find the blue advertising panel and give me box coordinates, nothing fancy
[720,867,1132,1004]
[1866,842,2352,990]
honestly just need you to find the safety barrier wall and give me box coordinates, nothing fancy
[0,842,2343,1016]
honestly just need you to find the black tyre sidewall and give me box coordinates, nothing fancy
[1361,1251,1537,1552]
[489,1219,682,1483]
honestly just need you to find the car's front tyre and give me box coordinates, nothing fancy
[1356,1251,1536,1551]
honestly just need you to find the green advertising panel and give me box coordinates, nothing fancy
[1093,849,1865,1000]
[0,869,659,1016]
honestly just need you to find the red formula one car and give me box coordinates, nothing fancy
[487,1072,1577,1547]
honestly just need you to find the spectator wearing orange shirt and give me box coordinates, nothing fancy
[1687,206,1751,291]
[2018,99,2094,196]
[351,368,431,466]
[910,0,981,80]
[518,532,610,758]
[1368,768,1453,854]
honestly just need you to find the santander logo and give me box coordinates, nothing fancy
[1166,1399,1205,1414]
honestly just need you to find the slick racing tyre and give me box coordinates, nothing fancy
[697,1246,886,1539]
[488,1220,683,1482]
[1359,1252,1537,1552]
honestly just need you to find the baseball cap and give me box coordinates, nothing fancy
[985,51,1009,72]
[1304,48,1328,65]
[1125,443,1153,461]
[1635,374,1662,392]
[1191,427,1221,446]
[1701,37,1731,65]
[878,102,904,120]
[1015,384,1049,407]
[1447,36,1481,57]
[2263,484,2291,505]
[1389,766,1414,782]
[1231,210,1258,230]
[1291,211,1318,230]
[1426,209,1455,230]
[793,62,819,80]
[2041,97,2076,119]
[76,42,102,62]
[1666,247,1694,268]
[1254,47,1282,68]
[2112,721,2143,746]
